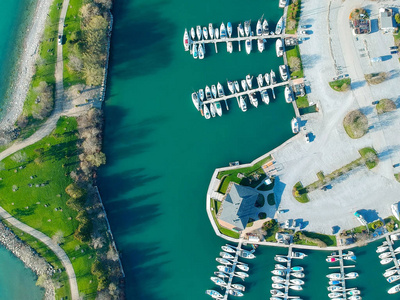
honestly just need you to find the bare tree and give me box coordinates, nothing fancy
[68,55,83,72]
[11,151,27,163]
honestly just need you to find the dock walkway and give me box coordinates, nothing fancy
[223,240,243,300]
[190,33,283,46]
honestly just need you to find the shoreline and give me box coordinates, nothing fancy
[0,0,52,134]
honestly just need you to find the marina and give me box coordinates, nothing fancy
[377,236,400,294]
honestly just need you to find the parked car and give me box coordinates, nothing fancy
[58,35,62,45]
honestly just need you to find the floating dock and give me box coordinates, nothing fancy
[378,237,400,293]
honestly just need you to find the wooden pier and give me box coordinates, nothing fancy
[283,246,293,299]
[338,249,347,299]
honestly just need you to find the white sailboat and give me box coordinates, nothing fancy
[275,16,283,35]
[208,23,214,39]
[257,74,264,87]
[190,27,196,40]
[215,102,223,117]
[244,20,250,36]
[270,69,276,84]
[245,39,252,54]
[211,85,217,98]
[191,92,200,110]
[227,22,232,38]
[193,43,198,59]
[227,80,235,94]
[264,73,270,85]
[203,104,211,119]
[203,27,208,40]
[198,43,205,60]
[198,89,204,102]
[239,96,247,112]
[248,92,258,108]
[234,81,240,93]
[215,28,219,39]
[183,29,190,51]
[246,75,253,89]
[262,19,269,34]
[217,82,225,97]
[241,80,247,91]
[256,19,262,35]
[257,39,265,52]
[227,41,233,53]
[196,25,202,40]
[220,22,227,39]
[238,23,244,37]
[260,89,270,104]
[210,103,216,117]
[205,86,212,100]
[276,38,284,57]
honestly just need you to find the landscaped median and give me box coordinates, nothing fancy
[329,78,351,92]
[285,0,302,34]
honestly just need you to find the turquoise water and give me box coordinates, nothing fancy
[99,0,394,299]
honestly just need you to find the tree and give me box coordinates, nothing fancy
[67,198,83,211]
[65,183,84,199]
[52,230,65,245]
[69,30,82,43]
[94,0,112,9]
[288,56,301,72]
[11,151,27,163]
[16,115,29,128]
[68,55,83,72]
[80,3,100,24]
[395,13,400,25]
[86,152,106,167]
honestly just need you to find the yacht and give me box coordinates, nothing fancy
[205,86,212,100]
[384,269,398,277]
[215,28,219,39]
[190,27,196,40]
[211,85,217,98]
[228,289,244,297]
[191,92,200,110]
[290,279,304,285]
[272,283,285,289]
[227,41,233,53]
[208,23,214,39]
[260,89,270,104]
[270,69,276,84]
[343,252,357,261]
[285,86,293,103]
[264,73,270,85]
[290,285,302,291]
[234,271,249,278]
[272,276,286,283]
[203,104,211,119]
[275,256,288,263]
[291,117,299,134]
[271,290,285,297]
[326,257,340,263]
[217,82,225,97]
[257,39,265,52]
[291,272,305,278]
[198,89,204,102]
[275,16,283,34]
[239,249,255,259]
[381,257,393,265]
[198,43,205,60]
[196,25,202,40]
[217,265,232,274]
[276,38,284,57]
[245,39,252,54]
[220,251,234,259]
[257,74,264,87]
[272,269,286,276]
[227,22,233,38]
[275,264,286,270]
[231,284,245,291]
[377,246,389,253]
[216,257,232,265]
[379,252,392,259]
[248,92,258,107]
[327,273,343,280]
[193,44,198,59]
[206,290,223,299]
[347,290,361,296]
[238,23,244,37]
[214,271,229,279]
[256,19,262,35]
[279,64,288,81]
[220,22,227,39]
[210,276,227,287]
[292,252,307,259]
[291,266,304,272]
[183,29,190,51]
[239,96,247,112]
[246,75,253,89]
[236,263,249,272]
[328,286,343,292]
[348,296,362,300]
[329,280,341,285]
[224,244,237,251]
[328,292,342,299]
[388,284,400,294]
[215,102,223,117]
[345,272,359,279]
[392,203,400,221]
[279,0,287,8]
[227,80,235,94]
[262,19,269,34]
[241,80,247,91]
[234,81,240,93]
[244,20,250,36]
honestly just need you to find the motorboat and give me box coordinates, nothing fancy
[239,96,247,112]
[234,81,240,93]
[379,252,392,259]
[343,251,357,261]
[394,246,400,253]
[227,80,235,94]
[388,284,400,294]
[196,25,202,40]
[220,251,234,259]
[274,256,288,263]
[227,22,233,38]
[279,64,288,81]
[345,272,358,279]
[228,289,244,297]
[270,69,276,84]
[289,285,302,291]
[326,257,340,263]
[205,86,212,100]
[290,279,304,285]
[285,86,293,103]
[211,276,227,287]
[291,252,307,259]
[275,264,286,270]
[392,203,400,221]
[220,22,227,39]
[214,102,222,117]
[276,39,283,57]
[211,85,217,98]
[329,280,341,285]
[384,269,398,277]
[347,290,361,296]
[257,39,265,52]
[238,23,244,37]
[248,92,258,107]
[244,20,250,36]
[328,286,343,292]
[245,39,252,54]
[231,284,245,291]
[291,117,299,134]
[217,265,232,274]
[272,276,286,283]
[279,0,287,8]
[239,249,255,259]
[236,264,249,272]
[227,41,233,53]
[206,290,223,299]
[215,28,219,39]
[209,23,214,39]
[257,74,264,87]
[275,16,283,35]
[216,257,232,265]
[291,272,304,278]
[263,19,269,34]
[203,27,208,40]
[198,43,205,60]
[217,82,225,97]
[264,73,270,85]
[270,289,285,297]
[193,44,198,59]
[354,211,367,226]
[241,80,247,91]
[327,273,343,280]
[234,271,249,278]
[328,292,342,299]
[190,27,196,40]
[191,92,200,110]
[198,89,204,102]
[256,19,262,36]
[377,246,389,253]
[203,104,211,120]
[260,89,270,104]
[272,269,286,276]
[348,296,361,300]
[214,271,229,279]
[381,257,393,265]
[183,29,190,51]
[246,75,253,89]
[388,275,400,283]
[272,283,285,289]
[291,266,303,272]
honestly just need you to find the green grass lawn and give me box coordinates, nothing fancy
[286,45,303,79]
[0,117,98,298]
[210,199,240,239]
[295,95,309,109]
[285,0,301,35]
[293,182,309,203]
[359,147,378,169]
[302,231,336,247]
[329,78,351,92]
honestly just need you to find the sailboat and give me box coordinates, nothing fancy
[211,85,217,98]
[227,22,233,38]
[196,25,202,40]
[246,75,253,89]
[248,92,258,107]
[193,44,198,59]
[214,102,223,117]
[227,80,235,94]
[260,89,270,104]
[215,28,219,39]
[183,29,190,51]
[241,80,247,91]
[234,81,240,93]
[208,23,214,39]
[262,19,269,34]
[257,39,265,52]
[191,92,200,110]
[203,27,208,40]
[227,41,233,53]
[275,16,283,35]
[264,73,270,85]
[244,20,250,36]
[239,96,247,112]
[220,22,227,39]
[210,103,216,117]
[190,27,196,40]
[198,43,205,60]
[245,39,252,54]
[256,19,262,36]
[238,23,244,37]
[257,74,264,87]
[203,104,211,119]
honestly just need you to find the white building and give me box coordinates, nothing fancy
[379,8,397,33]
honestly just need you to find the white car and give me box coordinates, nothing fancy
[58,35,62,45]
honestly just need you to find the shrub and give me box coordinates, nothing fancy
[376,99,396,114]
[343,110,368,139]
[267,193,275,206]
[258,212,267,219]
[329,78,351,92]
[65,183,85,199]
[365,72,388,85]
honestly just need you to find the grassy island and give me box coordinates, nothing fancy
[343,110,368,139]
[376,98,396,114]
[329,78,351,92]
